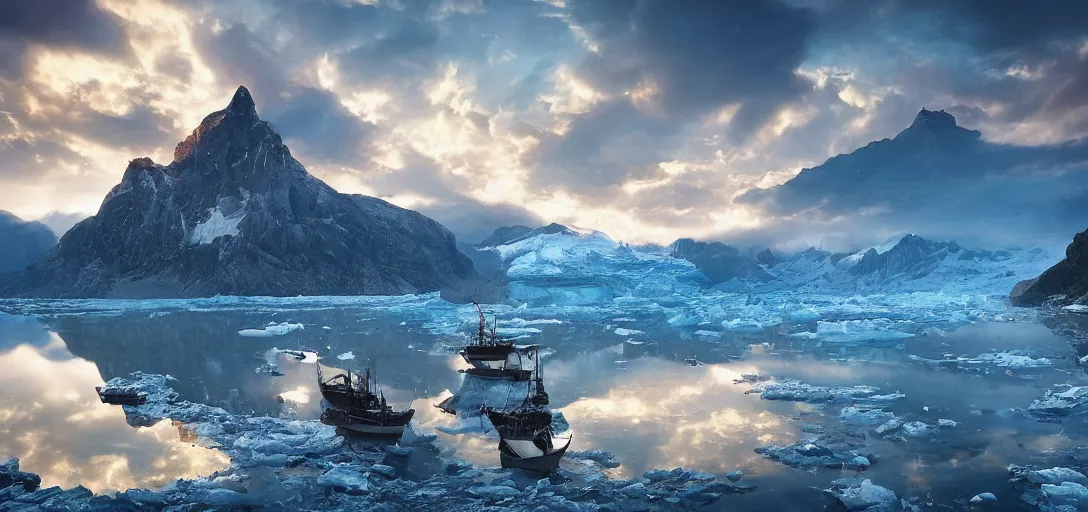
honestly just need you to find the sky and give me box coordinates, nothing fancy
[1,0,1087,250]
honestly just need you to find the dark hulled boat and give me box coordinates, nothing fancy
[320,404,415,436]
[318,366,414,436]
[483,347,567,473]
[459,303,537,381]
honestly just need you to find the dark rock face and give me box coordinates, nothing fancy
[0,86,476,298]
[668,238,771,284]
[852,234,959,279]
[0,211,57,273]
[476,223,574,248]
[756,248,777,267]
[1011,228,1088,306]
[476,225,533,248]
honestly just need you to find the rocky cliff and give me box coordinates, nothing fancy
[1011,228,1088,307]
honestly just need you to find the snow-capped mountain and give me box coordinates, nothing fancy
[0,86,476,298]
[0,211,56,273]
[479,225,1055,304]
[752,234,1053,295]
[1012,227,1088,307]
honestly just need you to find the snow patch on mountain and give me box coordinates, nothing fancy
[189,206,245,245]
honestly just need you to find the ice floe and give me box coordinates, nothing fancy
[238,321,305,337]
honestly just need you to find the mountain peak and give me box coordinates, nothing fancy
[910,108,958,129]
[227,85,257,117]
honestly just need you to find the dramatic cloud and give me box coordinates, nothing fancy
[0,0,1086,251]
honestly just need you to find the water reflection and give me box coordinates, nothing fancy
[0,333,229,492]
[559,358,794,476]
[0,305,1086,509]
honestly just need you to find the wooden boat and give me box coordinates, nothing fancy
[318,366,381,409]
[317,366,414,436]
[486,406,568,473]
[483,350,564,473]
[320,405,415,436]
[498,435,571,472]
[95,386,147,406]
[460,302,516,364]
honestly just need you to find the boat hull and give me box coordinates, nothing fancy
[463,368,533,381]
[339,423,410,436]
[320,407,415,437]
[498,436,570,473]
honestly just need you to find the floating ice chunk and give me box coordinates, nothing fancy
[1063,304,1088,313]
[968,351,1051,368]
[970,492,997,504]
[875,417,902,435]
[840,406,895,425]
[318,466,370,493]
[725,470,743,482]
[614,327,643,336]
[567,450,621,468]
[826,478,898,512]
[813,319,914,342]
[238,322,304,338]
[937,418,958,428]
[899,421,932,437]
[1042,482,1088,508]
[1027,386,1088,418]
[337,351,355,361]
[722,318,764,332]
[753,378,883,403]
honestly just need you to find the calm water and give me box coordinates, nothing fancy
[1,305,1086,509]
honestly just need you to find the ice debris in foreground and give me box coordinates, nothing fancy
[238,321,305,338]
[748,378,904,404]
[1009,465,1088,511]
[756,430,875,471]
[824,477,899,512]
[1025,386,1088,421]
[0,372,768,511]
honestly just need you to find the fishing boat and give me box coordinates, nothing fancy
[95,386,147,406]
[317,366,415,436]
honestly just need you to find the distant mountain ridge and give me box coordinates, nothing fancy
[739,108,1088,242]
[0,211,57,274]
[0,86,477,298]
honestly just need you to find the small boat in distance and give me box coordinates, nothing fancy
[317,366,415,436]
[459,303,535,381]
[96,386,147,406]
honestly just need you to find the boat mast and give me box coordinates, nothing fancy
[475,301,486,346]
